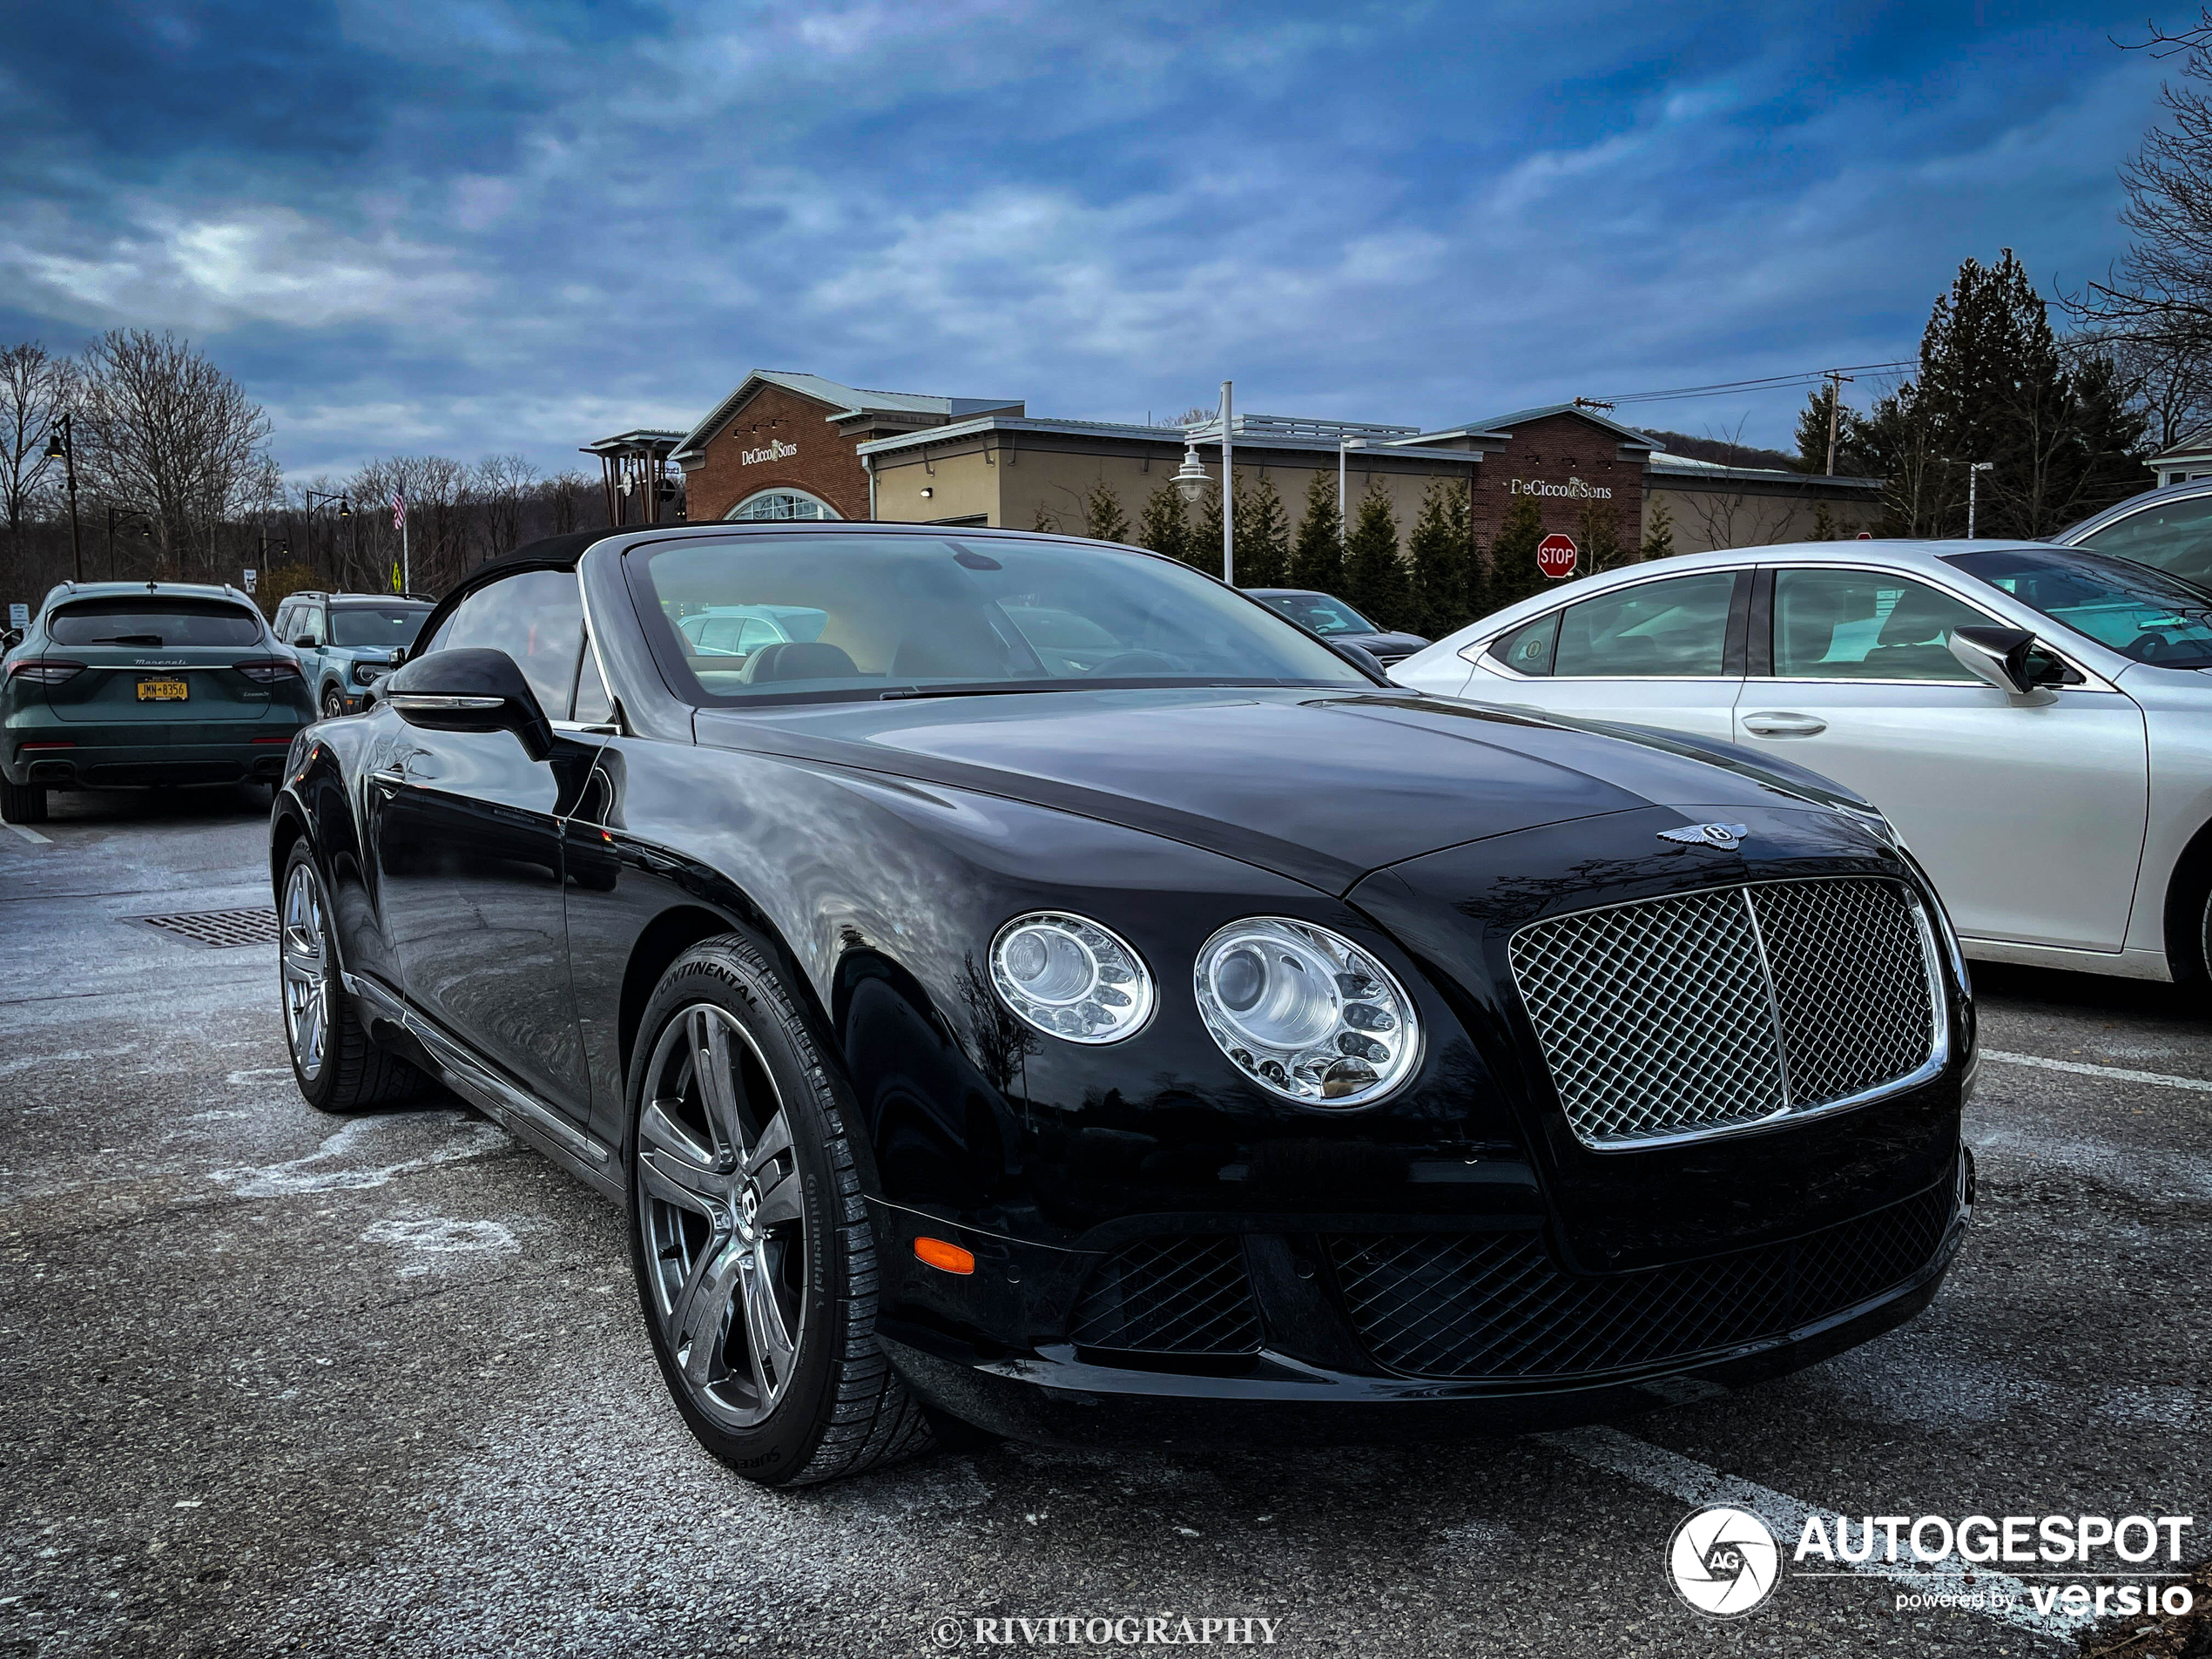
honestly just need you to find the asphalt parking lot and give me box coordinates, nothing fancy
[2,787,2207,1659]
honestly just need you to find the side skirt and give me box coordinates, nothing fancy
[342,969,624,1204]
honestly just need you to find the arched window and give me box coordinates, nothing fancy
[727,489,840,522]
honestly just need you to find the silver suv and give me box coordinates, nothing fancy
[273,591,434,718]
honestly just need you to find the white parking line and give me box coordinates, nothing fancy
[1536,1425,2093,1641]
[3,822,51,845]
[1985,1049,2212,1095]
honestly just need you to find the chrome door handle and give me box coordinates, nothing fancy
[1742,711,1827,738]
[368,768,409,788]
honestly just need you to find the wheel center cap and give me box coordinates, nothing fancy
[736,1184,760,1241]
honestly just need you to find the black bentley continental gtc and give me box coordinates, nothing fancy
[269,523,1973,1485]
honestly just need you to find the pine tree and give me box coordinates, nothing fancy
[1235,473,1291,588]
[1290,469,1343,594]
[1794,384,1874,476]
[1135,478,1189,565]
[1447,477,1487,627]
[1640,498,1676,560]
[1341,480,1406,629]
[1487,494,1549,610]
[1810,501,1839,541]
[1577,496,1629,574]
[1191,482,1224,576]
[1405,478,1460,638]
[1082,479,1130,543]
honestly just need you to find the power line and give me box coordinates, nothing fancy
[1595,360,1915,405]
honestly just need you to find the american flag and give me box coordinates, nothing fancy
[391,492,406,530]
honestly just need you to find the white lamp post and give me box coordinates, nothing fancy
[1966,461,1993,538]
[1173,381,1235,583]
[1338,435,1366,543]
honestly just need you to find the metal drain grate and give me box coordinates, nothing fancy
[140,907,282,948]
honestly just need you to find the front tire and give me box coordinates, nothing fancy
[1,776,47,824]
[279,840,432,1112]
[320,687,347,720]
[627,933,933,1485]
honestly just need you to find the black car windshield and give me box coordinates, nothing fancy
[1946,546,2212,668]
[637,534,1371,702]
[328,604,431,648]
[1254,591,1379,637]
[47,598,262,647]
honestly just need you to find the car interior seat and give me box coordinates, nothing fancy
[738,641,860,683]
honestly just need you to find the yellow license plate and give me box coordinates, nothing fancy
[137,678,189,701]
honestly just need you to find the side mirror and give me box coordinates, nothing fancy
[388,645,407,667]
[1332,641,1390,682]
[293,634,319,650]
[1948,625,2066,695]
[382,647,555,760]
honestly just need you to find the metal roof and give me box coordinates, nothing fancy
[1448,402,1661,448]
[670,371,1022,464]
[1646,451,1883,489]
[854,413,1490,462]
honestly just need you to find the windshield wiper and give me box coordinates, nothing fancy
[90,634,165,645]
[880,680,1089,701]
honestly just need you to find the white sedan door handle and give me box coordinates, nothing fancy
[1742,711,1828,738]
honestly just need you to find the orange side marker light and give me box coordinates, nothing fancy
[914,1237,975,1275]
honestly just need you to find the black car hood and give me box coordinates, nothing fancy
[694,687,1858,895]
[1348,630,1429,659]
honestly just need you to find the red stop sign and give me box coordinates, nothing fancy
[1536,533,1578,579]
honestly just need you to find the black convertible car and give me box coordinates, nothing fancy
[270,523,1974,1485]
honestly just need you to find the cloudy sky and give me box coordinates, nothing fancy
[0,1,2178,479]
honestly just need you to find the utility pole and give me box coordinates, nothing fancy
[1824,370,1856,477]
[1220,380,1234,587]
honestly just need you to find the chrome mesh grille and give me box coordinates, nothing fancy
[1507,879,1938,1149]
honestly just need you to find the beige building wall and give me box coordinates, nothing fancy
[873,440,1471,561]
[1647,481,1884,555]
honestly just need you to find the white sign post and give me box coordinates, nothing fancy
[8,604,26,631]
[242,567,257,595]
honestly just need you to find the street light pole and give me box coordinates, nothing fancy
[1339,435,1366,543]
[304,492,353,583]
[1168,381,1238,583]
[1967,462,1993,538]
[106,506,153,580]
[43,415,80,583]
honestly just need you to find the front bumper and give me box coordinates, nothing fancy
[877,1156,1971,1447]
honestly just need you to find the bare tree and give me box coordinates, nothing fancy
[75,330,273,579]
[0,343,76,568]
[543,469,593,536]
[472,454,540,560]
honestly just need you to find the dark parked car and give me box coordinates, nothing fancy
[271,590,435,718]
[1245,587,1429,664]
[270,523,1973,1485]
[3,581,313,823]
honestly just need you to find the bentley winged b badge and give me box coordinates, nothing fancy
[1658,822,1749,850]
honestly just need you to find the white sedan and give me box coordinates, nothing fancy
[1389,540,2212,984]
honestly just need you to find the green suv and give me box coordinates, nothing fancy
[0,582,314,824]
[272,590,434,718]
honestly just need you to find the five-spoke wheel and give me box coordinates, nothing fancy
[280,858,331,1083]
[636,1004,809,1430]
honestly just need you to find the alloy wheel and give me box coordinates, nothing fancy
[280,861,329,1082]
[322,689,346,719]
[637,1004,808,1431]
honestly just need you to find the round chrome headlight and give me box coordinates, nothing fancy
[989,912,1156,1044]
[1194,918,1420,1106]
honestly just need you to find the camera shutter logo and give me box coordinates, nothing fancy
[1669,1506,1780,1617]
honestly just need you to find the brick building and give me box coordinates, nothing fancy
[592,376,1882,560]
